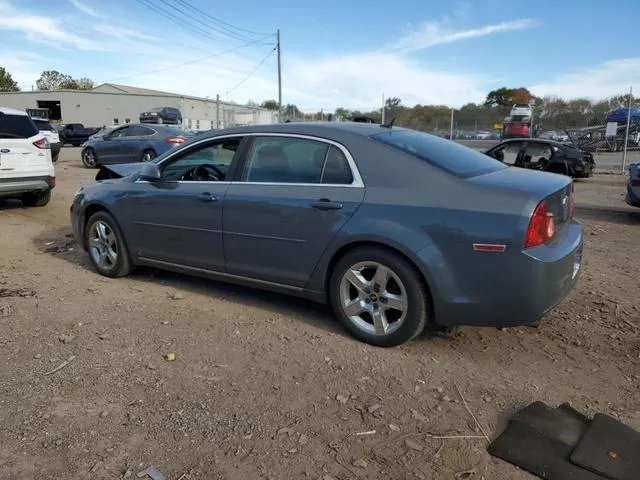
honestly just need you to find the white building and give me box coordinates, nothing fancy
[0,83,278,130]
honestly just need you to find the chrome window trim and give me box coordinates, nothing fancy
[137,132,365,188]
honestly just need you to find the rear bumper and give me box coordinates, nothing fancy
[50,142,61,159]
[428,221,583,327]
[626,182,640,208]
[0,176,55,197]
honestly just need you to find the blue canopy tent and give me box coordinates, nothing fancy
[606,108,640,123]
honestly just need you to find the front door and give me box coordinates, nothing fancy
[99,125,133,164]
[122,136,245,271]
[223,135,365,287]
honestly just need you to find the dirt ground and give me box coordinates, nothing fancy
[1,148,638,480]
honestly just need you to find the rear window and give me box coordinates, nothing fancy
[0,113,39,139]
[33,119,55,131]
[371,130,506,177]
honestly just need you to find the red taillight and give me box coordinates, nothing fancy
[164,136,186,144]
[33,137,49,149]
[46,177,56,188]
[524,200,555,248]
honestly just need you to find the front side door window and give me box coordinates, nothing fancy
[161,137,241,182]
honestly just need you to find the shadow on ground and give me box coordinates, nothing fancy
[31,226,351,339]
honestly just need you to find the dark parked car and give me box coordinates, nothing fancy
[70,123,583,347]
[140,107,182,125]
[485,138,595,178]
[81,124,192,168]
[627,162,640,208]
[58,123,100,147]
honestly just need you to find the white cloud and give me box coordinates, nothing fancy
[0,1,101,50]
[68,0,99,18]
[388,18,537,53]
[530,58,640,100]
[92,24,158,42]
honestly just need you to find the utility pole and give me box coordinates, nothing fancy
[449,107,454,140]
[215,94,220,129]
[622,86,633,174]
[277,29,282,123]
[381,92,385,124]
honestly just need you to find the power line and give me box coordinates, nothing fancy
[155,0,260,43]
[173,0,272,38]
[106,36,275,83]
[135,0,239,45]
[223,47,276,97]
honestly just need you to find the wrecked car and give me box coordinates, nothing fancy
[485,138,595,178]
[627,162,640,208]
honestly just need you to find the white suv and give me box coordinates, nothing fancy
[0,107,55,207]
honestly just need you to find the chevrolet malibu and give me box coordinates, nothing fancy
[70,123,583,347]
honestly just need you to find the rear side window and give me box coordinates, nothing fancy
[0,113,39,139]
[372,130,506,177]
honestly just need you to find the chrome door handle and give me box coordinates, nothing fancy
[199,193,219,202]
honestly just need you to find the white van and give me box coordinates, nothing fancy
[0,107,55,207]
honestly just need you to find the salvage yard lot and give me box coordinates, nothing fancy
[1,147,639,480]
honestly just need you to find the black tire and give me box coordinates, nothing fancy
[329,247,429,347]
[21,190,51,207]
[84,211,133,278]
[82,148,98,168]
[141,149,157,162]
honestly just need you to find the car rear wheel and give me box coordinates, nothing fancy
[141,149,157,162]
[82,148,97,168]
[85,211,133,278]
[21,190,51,207]
[330,247,428,347]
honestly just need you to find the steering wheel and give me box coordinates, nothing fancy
[182,163,225,181]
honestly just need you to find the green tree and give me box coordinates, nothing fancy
[385,97,402,108]
[0,67,19,92]
[260,100,279,110]
[36,71,94,90]
[36,70,73,90]
[484,87,515,107]
[76,77,94,90]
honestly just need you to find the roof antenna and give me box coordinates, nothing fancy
[381,117,395,128]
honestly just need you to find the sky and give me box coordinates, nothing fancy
[0,0,639,112]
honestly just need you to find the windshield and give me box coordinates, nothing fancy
[371,129,506,177]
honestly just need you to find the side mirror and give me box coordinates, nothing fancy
[139,162,161,182]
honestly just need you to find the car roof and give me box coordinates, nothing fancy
[196,121,394,141]
[0,107,29,116]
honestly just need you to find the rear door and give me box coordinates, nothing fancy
[0,113,49,179]
[223,134,365,287]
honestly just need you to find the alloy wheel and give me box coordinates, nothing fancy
[339,261,408,336]
[88,220,118,271]
[83,150,96,167]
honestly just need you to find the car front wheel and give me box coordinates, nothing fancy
[82,148,97,168]
[330,247,429,347]
[85,211,133,278]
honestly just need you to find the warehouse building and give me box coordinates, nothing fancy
[0,83,278,129]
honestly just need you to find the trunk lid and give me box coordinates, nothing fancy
[469,166,574,231]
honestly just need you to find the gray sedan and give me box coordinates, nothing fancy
[81,124,191,168]
[70,123,583,347]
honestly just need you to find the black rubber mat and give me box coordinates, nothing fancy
[489,402,606,480]
[570,413,640,480]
